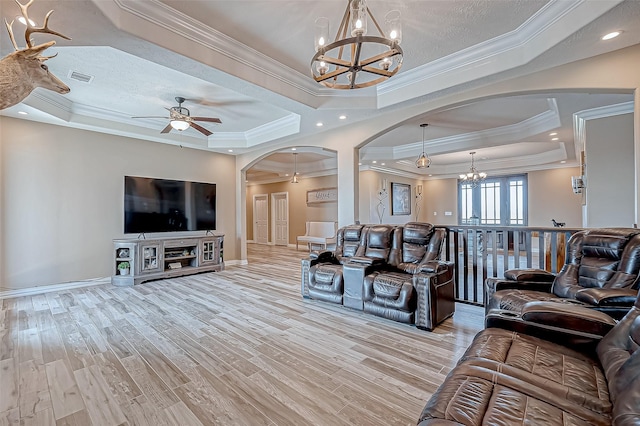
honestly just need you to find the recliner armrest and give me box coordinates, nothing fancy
[485,278,554,293]
[575,287,638,307]
[347,256,385,266]
[309,250,335,263]
[418,260,452,274]
[519,301,617,336]
[503,268,556,282]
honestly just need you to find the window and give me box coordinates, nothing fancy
[458,175,527,226]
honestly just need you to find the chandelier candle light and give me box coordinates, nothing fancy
[311,0,403,89]
[415,123,432,169]
[459,151,487,186]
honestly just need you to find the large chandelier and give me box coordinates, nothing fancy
[415,124,431,169]
[459,152,487,186]
[311,0,403,89]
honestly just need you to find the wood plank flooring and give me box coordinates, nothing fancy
[0,244,484,426]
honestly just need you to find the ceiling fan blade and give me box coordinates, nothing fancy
[190,122,212,136]
[132,116,170,119]
[191,117,222,124]
[160,123,173,134]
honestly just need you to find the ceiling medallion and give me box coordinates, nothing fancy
[311,0,403,89]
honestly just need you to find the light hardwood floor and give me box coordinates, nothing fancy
[0,244,484,426]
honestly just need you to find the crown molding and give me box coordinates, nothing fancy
[572,101,634,157]
[376,0,623,108]
[105,0,322,102]
[361,99,561,160]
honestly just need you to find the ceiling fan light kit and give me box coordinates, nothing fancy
[133,96,221,136]
[170,119,189,131]
[311,0,403,89]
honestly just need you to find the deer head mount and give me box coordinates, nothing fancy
[0,0,71,110]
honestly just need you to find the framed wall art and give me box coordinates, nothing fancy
[391,182,411,215]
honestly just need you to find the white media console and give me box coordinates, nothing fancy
[111,234,224,286]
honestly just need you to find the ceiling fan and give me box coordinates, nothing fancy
[133,97,222,136]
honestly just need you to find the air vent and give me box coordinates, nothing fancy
[68,71,94,84]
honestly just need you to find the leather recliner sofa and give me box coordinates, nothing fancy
[485,228,640,319]
[301,222,455,331]
[418,293,640,425]
[362,223,454,330]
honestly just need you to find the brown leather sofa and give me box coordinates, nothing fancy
[485,228,640,319]
[301,223,455,330]
[418,293,640,425]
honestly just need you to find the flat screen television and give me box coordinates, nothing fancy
[124,176,216,234]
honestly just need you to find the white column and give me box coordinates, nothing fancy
[336,144,359,227]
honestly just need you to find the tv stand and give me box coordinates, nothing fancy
[111,234,224,286]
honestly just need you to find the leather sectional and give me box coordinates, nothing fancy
[301,222,455,331]
[418,293,640,425]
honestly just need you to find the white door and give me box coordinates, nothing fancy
[253,194,269,244]
[272,192,289,246]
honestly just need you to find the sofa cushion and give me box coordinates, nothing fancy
[459,328,610,413]
[418,363,611,426]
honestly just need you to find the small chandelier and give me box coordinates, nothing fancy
[415,123,431,169]
[311,0,403,89]
[459,152,487,185]
[291,153,300,183]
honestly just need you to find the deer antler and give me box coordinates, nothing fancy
[4,19,20,51]
[13,0,70,49]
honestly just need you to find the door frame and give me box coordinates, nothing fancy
[271,192,289,246]
[253,193,269,244]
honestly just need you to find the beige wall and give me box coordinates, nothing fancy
[359,170,427,225]
[585,113,635,227]
[528,168,583,227]
[0,117,237,291]
[419,168,583,227]
[423,179,459,226]
[246,175,338,244]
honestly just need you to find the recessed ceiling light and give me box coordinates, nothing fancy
[316,122,323,127]
[339,115,347,120]
[18,111,28,115]
[285,173,289,177]
[602,31,621,41]
[372,160,377,164]
[358,162,362,165]
[381,163,385,166]
[428,174,433,177]
[552,137,559,141]
[228,149,233,153]
[549,132,557,136]
[291,147,297,151]
[560,160,566,164]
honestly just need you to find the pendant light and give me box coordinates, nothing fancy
[291,152,300,183]
[415,123,431,169]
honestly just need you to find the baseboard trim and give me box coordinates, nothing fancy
[0,277,111,299]
[0,261,249,299]
[224,259,248,266]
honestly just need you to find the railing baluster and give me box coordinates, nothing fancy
[436,225,581,307]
